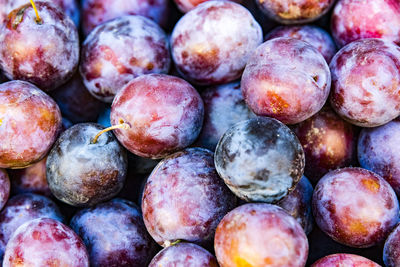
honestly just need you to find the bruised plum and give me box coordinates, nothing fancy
[330,38,400,127]
[3,218,89,267]
[70,198,156,267]
[214,117,305,203]
[214,203,308,267]
[149,243,218,267]
[312,254,381,267]
[0,169,9,210]
[312,167,399,248]
[384,223,400,267]
[46,123,127,207]
[0,2,79,91]
[0,81,62,169]
[0,193,64,258]
[142,148,236,247]
[276,176,313,234]
[110,74,204,159]
[171,1,262,85]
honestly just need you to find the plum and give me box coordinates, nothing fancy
[265,25,337,63]
[214,203,308,267]
[70,198,156,267]
[46,123,127,207]
[292,107,357,184]
[312,254,380,267]
[3,218,89,267]
[214,117,305,203]
[276,176,314,235]
[331,0,400,48]
[81,0,169,36]
[241,38,331,124]
[142,148,236,247]
[0,2,79,91]
[0,193,64,258]
[149,242,218,267]
[110,74,204,159]
[196,82,255,151]
[358,119,400,196]
[330,38,400,127]
[173,0,240,13]
[171,1,262,85]
[0,169,9,210]
[312,167,399,248]
[0,81,62,169]
[384,223,400,267]
[80,15,170,103]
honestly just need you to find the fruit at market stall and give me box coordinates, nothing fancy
[80,15,170,103]
[384,223,400,267]
[265,25,337,63]
[214,203,308,267]
[0,169,9,210]
[81,0,169,36]
[142,148,236,247]
[70,198,156,267]
[171,1,262,85]
[0,193,64,258]
[3,218,89,267]
[0,2,79,91]
[110,74,204,159]
[149,242,218,267]
[292,107,357,184]
[358,119,400,196]
[241,37,331,124]
[214,117,305,203]
[0,81,62,169]
[331,0,400,47]
[196,81,255,151]
[312,253,381,267]
[46,123,128,207]
[330,38,400,127]
[312,167,399,248]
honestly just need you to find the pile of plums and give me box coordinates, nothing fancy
[0,0,400,266]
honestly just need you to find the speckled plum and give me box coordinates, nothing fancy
[70,198,156,267]
[0,193,64,258]
[256,0,335,24]
[50,73,105,123]
[142,148,236,247]
[80,15,170,103]
[9,156,51,197]
[110,74,204,159]
[358,120,400,196]
[214,117,305,203]
[330,38,400,127]
[196,82,255,151]
[46,123,128,207]
[215,203,308,267]
[171,1,262,85]
[277,176,313,235]
[384,223,400,267]
[312,167,399,248]
[0,81,62,169]
[331,0,400,48]
[173,0,241,13]
[0,2,79,91]
[0,169,9,210]
[265,25,337,63]
[312,254,381,267]
[242,38,331,124]
[0,0,80,26]
[149,242,218,267]
[292,107,357,184]
[81,0,169,36]
[3,218,89,267]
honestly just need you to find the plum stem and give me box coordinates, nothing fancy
[29,0,42,24]
[91,121,130,144]
[163,240,181,247]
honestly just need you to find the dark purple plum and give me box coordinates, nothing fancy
[312,167,399,248]
[214,203,308,267]
[70,198,156,267]
[0,169,9,210]
[46,123,128,207]
[384,223,400,267]
[142,148,236,247]
[3,218,89,267]
[149,242,218,267]
[312,254,380,267]
[214,117,305,203]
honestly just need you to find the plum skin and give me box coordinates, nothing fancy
[312,253,380,267]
